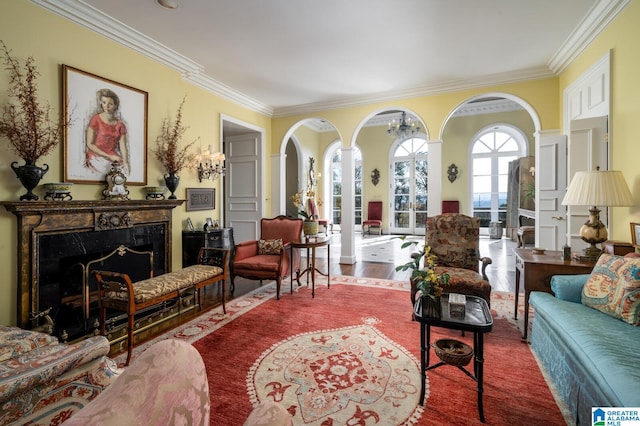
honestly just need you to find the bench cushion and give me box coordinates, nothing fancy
[0,326,58,362]
[108,265,224,304]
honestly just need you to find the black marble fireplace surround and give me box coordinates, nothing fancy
[2,200,183,340]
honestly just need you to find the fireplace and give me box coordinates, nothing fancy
[2,200,183,339]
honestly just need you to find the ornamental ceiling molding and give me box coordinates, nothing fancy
[31,0,628,118]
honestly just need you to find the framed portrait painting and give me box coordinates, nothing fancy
[63,65,148,184]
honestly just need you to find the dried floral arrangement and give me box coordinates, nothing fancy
[0,41,70,164]
[153,96,198,175]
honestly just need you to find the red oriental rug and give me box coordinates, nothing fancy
[115,276,566,425]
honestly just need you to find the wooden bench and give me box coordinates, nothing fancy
[93,245,229,365]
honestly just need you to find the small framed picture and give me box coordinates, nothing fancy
[631,223,640,248]
[185,217,194,231]
[186,188,215,211]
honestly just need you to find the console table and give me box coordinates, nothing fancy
[513,248,595,340]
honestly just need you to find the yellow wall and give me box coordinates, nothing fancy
[558,1,640,240]
[0,1,270,325]
[1,0,638,326]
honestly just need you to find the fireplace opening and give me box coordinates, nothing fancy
[38,225,166,341]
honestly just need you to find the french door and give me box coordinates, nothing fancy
[390,138,428,235]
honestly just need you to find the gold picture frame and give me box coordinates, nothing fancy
[631,223,640,248]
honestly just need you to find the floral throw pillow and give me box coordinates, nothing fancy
[258,239,284,255]
[582,253,640,325]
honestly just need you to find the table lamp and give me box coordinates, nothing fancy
[561,167,634,260]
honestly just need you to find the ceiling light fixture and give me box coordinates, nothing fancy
[387,111,420,139]
[156,0,178,10]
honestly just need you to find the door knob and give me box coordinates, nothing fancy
[552,216,564,220]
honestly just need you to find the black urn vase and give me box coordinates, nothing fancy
[11,161,49,201]
[164,173,180,200]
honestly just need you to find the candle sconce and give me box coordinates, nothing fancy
[447,164,459,183]
[371,168,380,186]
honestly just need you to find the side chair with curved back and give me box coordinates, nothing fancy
[231,215,303,299]
[411,213,492,307]
[362,201,383,236]
[306,198,332,235]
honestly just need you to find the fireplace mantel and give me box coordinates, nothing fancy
[2,200,184,329]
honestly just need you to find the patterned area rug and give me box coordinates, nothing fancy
[247,323,422,425]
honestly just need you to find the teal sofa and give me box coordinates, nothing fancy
[529,274,640,425]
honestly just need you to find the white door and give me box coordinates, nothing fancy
[225,133,262,243]
[390,156,428,235]
[566,116,609,251]
[536,133,567,250]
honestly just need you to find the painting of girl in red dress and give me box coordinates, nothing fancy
[84,88,130,176]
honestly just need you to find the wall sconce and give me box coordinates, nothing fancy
[195,145,225,182]
[371,168,380,186]
[447,163,459,183]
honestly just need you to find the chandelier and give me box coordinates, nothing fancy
[387,111,420,139]
[195,146,225,182]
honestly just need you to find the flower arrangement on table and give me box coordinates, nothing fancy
[290,188,315,221]
[153,96,198,176]
[395,238,450,301]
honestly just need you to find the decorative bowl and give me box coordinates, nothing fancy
[433,339,473,366]
[43,182,74,192]
[144,186,166,195]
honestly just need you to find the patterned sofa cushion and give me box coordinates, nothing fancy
[258,238,284,255]
[0,326,58,362]
[582,254,640,325]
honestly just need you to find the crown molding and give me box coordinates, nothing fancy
[31,0,624,119]
[272,67,553,117]
[548,0,630,73]
[29,0,274,117]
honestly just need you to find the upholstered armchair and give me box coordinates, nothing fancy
[411,213,492,306]
[231,215,303,299]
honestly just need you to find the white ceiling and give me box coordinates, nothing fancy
[35,0,626,117]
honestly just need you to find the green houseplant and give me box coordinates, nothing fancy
[0,41,71,200]
[395,237,450,318]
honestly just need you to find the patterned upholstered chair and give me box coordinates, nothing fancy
[410,213,492,306]
[231,215,303,299]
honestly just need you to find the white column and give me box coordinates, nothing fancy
[427,140,443,216]
[340,146,356,264]
[271,153,285,216]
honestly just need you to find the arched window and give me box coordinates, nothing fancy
[328,144,362,229]
[470,125,527,228]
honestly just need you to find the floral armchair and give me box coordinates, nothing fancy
[411,213,492,306]
[231,215,303,299]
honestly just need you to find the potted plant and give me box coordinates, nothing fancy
[153,96,197,199]
[0,41,71,200]
[291,189,317,236]
[395,237,450,318]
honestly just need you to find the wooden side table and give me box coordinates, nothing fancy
[513,248,595,340]
[290,237,330,298]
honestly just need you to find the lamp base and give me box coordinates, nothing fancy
[581,243,602,262]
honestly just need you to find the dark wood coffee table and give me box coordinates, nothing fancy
[413,294,493,423]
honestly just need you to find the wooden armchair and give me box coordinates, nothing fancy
[231,215,303,299]
[411,213,492,306]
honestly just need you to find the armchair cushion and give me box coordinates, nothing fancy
[582,254,640,325]
[258,239,284,255]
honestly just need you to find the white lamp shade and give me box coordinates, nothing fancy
[561,170,634,207]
